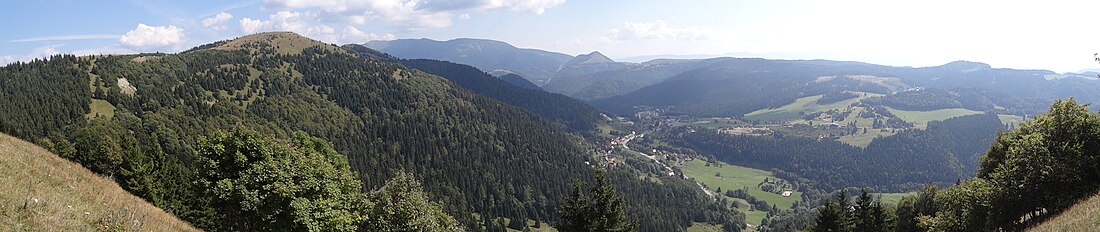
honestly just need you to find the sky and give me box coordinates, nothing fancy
[1,0,1098,72]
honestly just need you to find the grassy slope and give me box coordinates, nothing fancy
[1028,190,1100,232]
[743,92,882,122]
[86,99,115,119]
[0,133,197,231]
[679,159,802,225]
[741,93,992,147]
[741,93,901,148]
[877,192,917,205]
[886,107,982,129]
[687,222,726,232]
[998,114,1025,128]
[837,129,896,148]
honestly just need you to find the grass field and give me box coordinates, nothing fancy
[687,117,746,129]
[86,99,115,119]
[836,107,896,147]
[215,31,346,55]
[597,123,615,136]
[998,114,1025,128]
[687,222,728,232]
[837,129,897,148]
[0,133,197,231]
[679,159,802,225]
[886,107,982,129]
[744,92,882,122]
[740,207,768,227]
[877,192,917,205]
[744,95,828,122]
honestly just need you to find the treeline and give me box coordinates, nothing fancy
[867,87,1049,115]
[609,167,746,231]
[816,92,859,105]
[725,189,780,214]
[0,55,90,140]
[673,113,1004,191]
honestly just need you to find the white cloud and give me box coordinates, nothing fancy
[241,11,336,37]
[240,18,267,34]
[411,0,563,14]
[608,20,713,41]
[201,12,234,30]
[240,11,393,44]
[0,56,16,65]
[342,26,396,43]
[262,0,450,29]
[119,24,185,49]
[262,0,564,30]
[478,0,564,14]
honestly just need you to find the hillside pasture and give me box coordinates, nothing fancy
[886,107,982,129]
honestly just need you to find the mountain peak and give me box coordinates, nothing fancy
[212,31,339,55]
[938,60,992,72]
[564,51,616,66]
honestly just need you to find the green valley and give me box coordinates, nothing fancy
[679,159,802,225]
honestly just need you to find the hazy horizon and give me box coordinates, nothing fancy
[3,0,1098,72]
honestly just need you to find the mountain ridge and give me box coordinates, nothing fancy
[365,37,573,85]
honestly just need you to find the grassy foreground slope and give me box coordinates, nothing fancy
[1028,190,1100,232]
[0,133,197,231]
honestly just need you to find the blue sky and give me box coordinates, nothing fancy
[2,0,1098,72]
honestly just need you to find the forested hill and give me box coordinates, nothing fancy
[497,73,542,90]
[593,59,1098,117]
[342,44,602,132]
[388,57,604,132]
[0,32,736,231]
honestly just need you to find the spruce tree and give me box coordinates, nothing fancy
[814,198,844,232]
[557,169,638,232]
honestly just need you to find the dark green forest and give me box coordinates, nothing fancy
[392,57,603,132]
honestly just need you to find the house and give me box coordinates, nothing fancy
[781,191,793,197]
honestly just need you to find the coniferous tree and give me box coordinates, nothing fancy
[557,169,638,232]
[835,190,852,231]
[813,198,845,232]
[853,188,887,231]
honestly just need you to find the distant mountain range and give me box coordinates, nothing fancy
[369,38,1100,117]
[365,38,572,86]
[595,59,1099,117]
